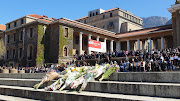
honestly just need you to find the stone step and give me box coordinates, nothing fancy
[0,73,45,79]
[86,81,180,98]
[0,78,180,98]
[109,72,180,83]
[0,94,40,101]
[0,72,180,83]
[0,78,53,88]
[0,85,179,101]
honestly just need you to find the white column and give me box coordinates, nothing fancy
[88,34,92,54]
[137,39,140,50]
[116,41,121,51]
[148,38,152,51]
[127,40,130,51]
[161,37,164,49]
[104,38,107,52]
[96,36,100,41]
[79,32,83,55]
[110,40,114,53]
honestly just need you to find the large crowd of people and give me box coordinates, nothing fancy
[1,47,180,73]
[74,47,180,72]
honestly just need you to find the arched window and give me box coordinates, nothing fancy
[64,47,68,56]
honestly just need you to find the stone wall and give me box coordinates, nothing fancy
[58,25,73,64]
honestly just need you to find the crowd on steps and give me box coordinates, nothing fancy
[1,46,180,73]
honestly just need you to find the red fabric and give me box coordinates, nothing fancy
[88,39,101,49]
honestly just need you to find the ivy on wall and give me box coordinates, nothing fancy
[58,25,73,64]
[44,27,50,63]
[0,37,5,61]
[36,25,46,67]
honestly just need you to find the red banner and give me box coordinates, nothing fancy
[88,39,101,49]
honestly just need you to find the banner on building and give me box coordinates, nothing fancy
[88,39,106,53]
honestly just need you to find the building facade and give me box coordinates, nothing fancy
[76,8,143,33]
[0,1,179,67]
[168,0,180,47]
[1,14,54,67]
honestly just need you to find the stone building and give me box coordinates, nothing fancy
[0,1,179,67]
[76,8,143,33]
[2,14,54,67]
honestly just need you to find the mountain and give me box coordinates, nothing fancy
[165,18,172,25]
[142,16,169,28]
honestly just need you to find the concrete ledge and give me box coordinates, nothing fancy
[0,94,40,101]
[0,78,53,88]
[0,73,45,79]
[109,72,180,83]
[0,85,178,101]
[1,72,180,83]
[86,81,180,98]
[0,78,180,98]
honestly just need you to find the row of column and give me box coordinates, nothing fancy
[116,37,165,52]
[122,37,165,51]
[79,32,165,55]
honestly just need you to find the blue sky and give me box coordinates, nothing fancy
[0,0,175,25]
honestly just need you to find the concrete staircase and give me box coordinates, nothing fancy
[0,72,179,101]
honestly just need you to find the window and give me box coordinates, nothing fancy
[93,13,95,16]
[64,47,68,56]
[20,31,23,41]
[30,28,33,38]
[109,22,114,27]
[107,22,114,28]
[84,38,88,46]
[28,45,33,60]
[8,24,10,29]
[12,49,15,58]
[13,33,16,42]
[84,19,86,24]
[103,15,105,19]
[6,50,9,59]
[65,28,68,37]
[21,19,24,25]
[90,13,92,17]
[19,48,22,58]
[14,22,17,27]
[75,36,79,44]
[110,13,113,17]
[96,12,98,15]
[7,35,10,43]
